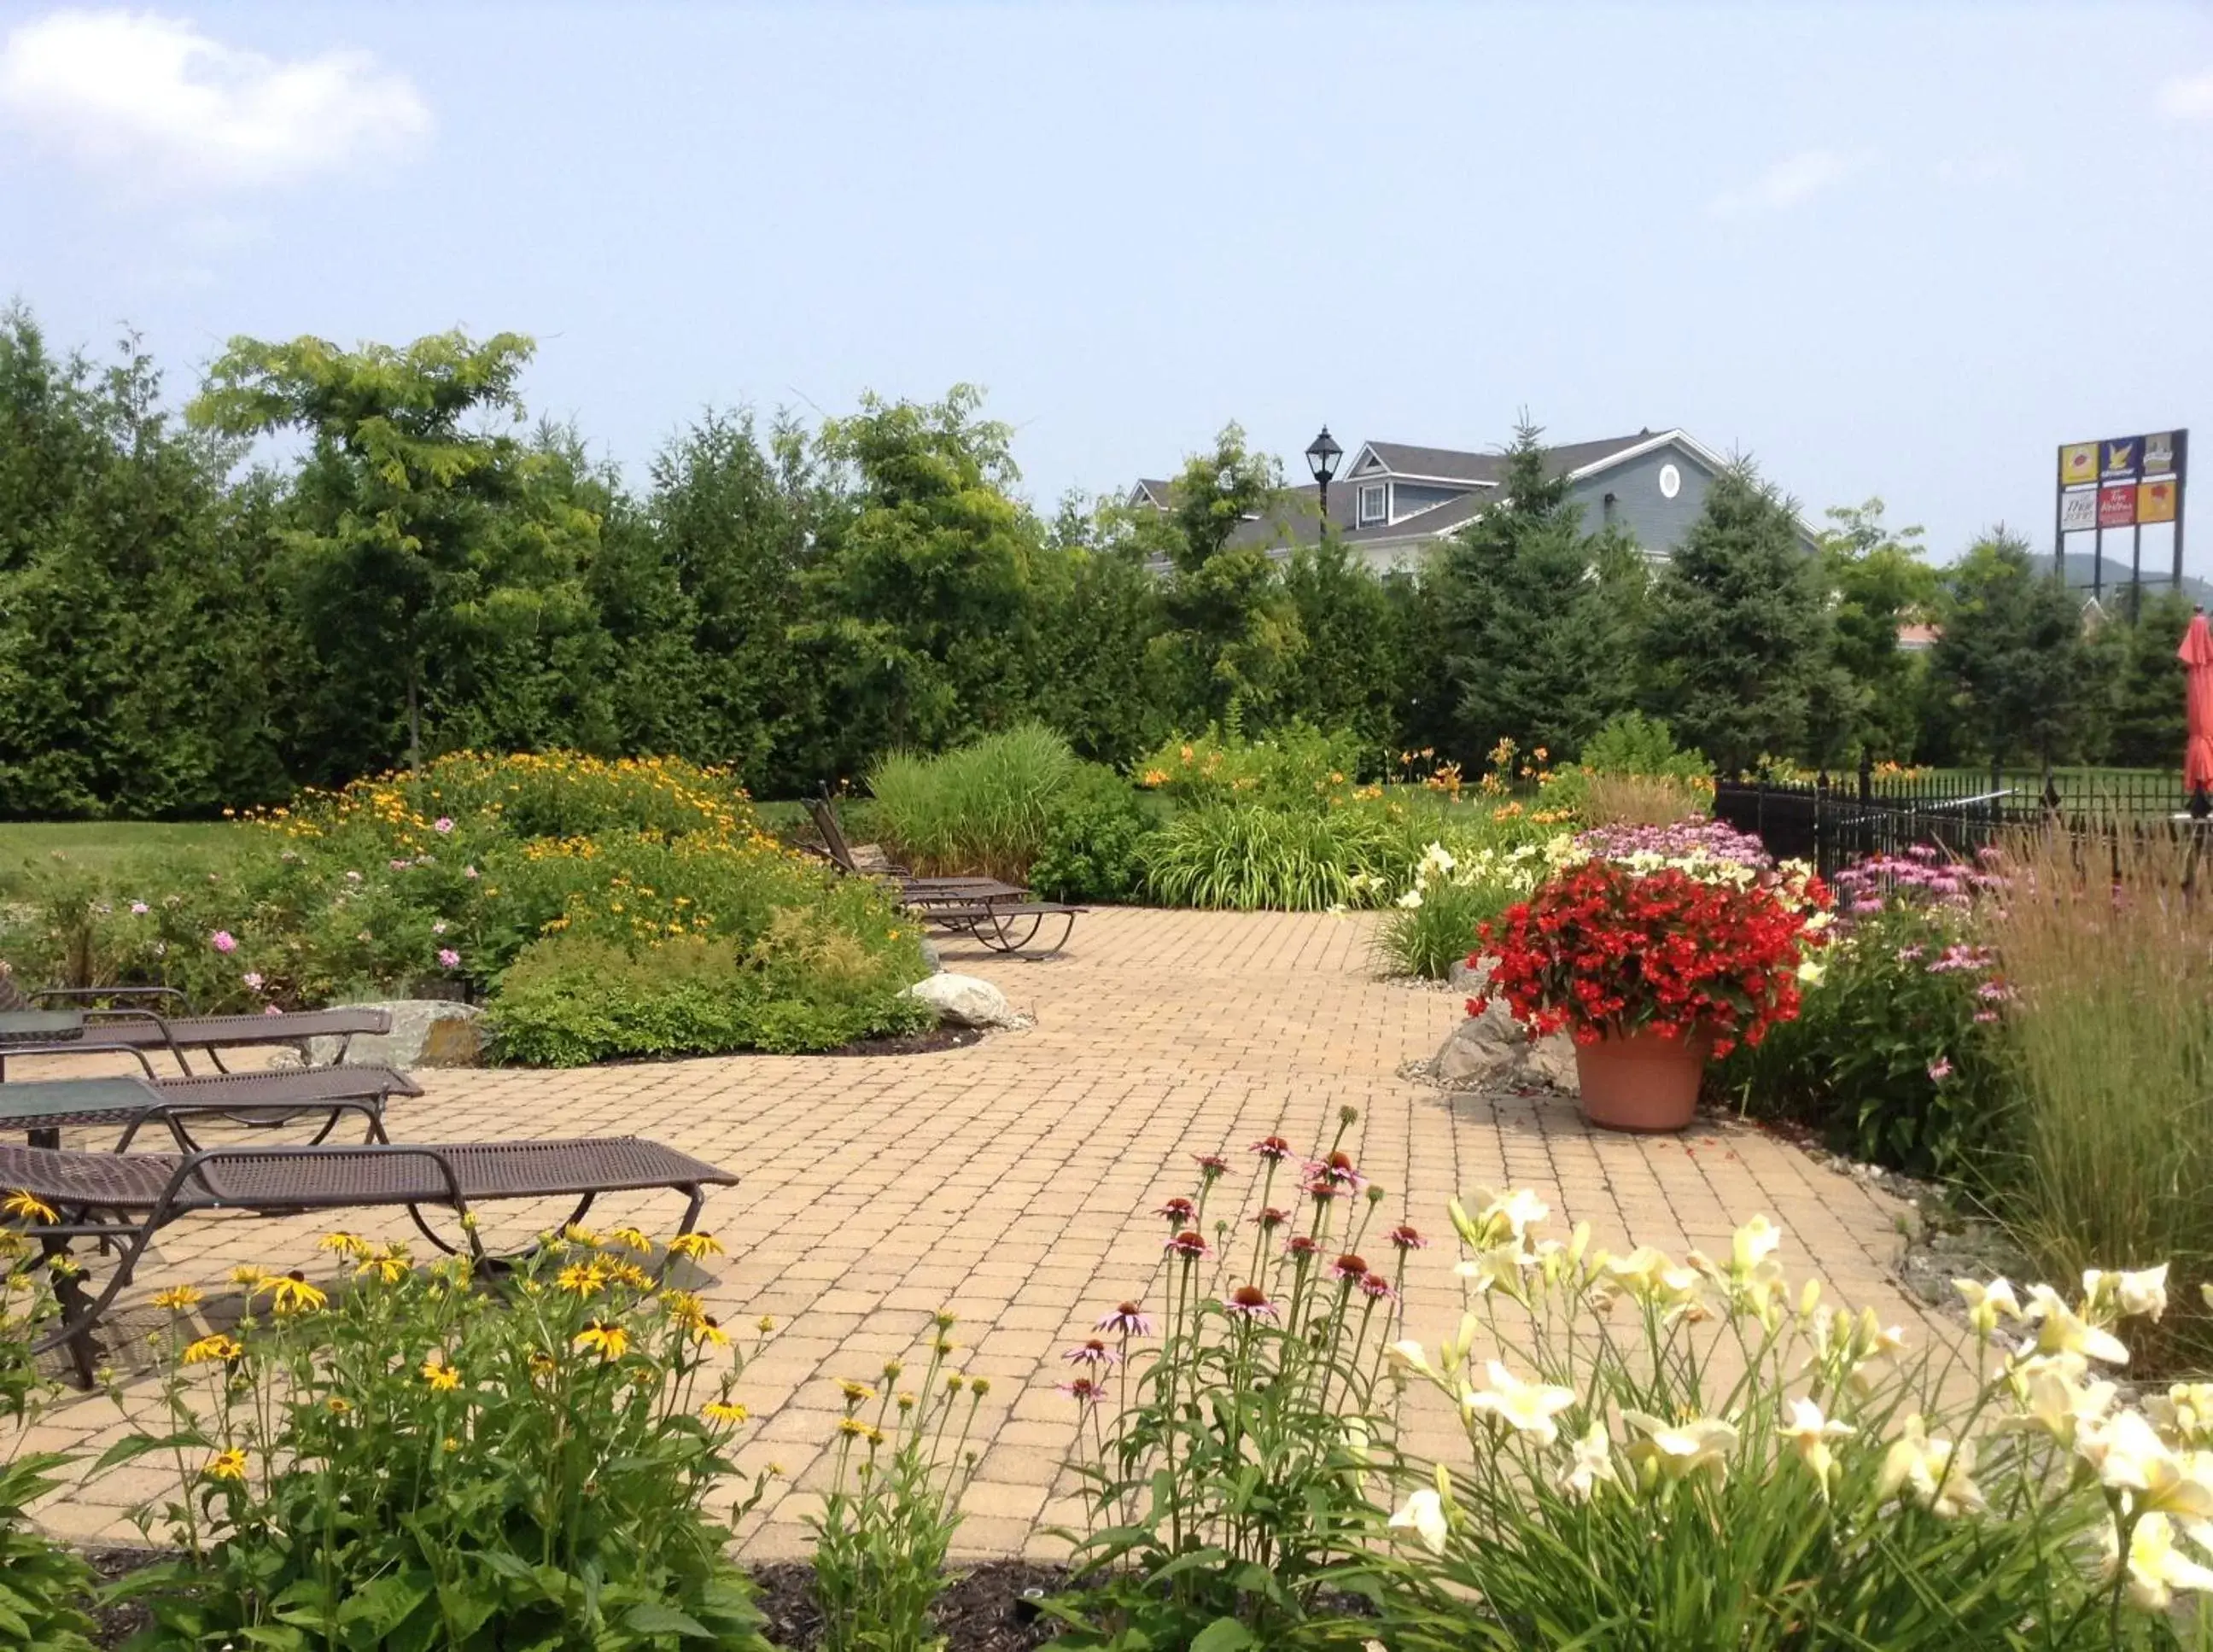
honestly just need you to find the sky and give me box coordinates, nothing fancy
[3,1,2211,577]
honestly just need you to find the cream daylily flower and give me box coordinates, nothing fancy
[1877,1414,1985,1518]
[1455,1240,1538,1299]
[1462,1361,1578,1447]
[1562,1418,1618,1501]
[1381,1477,1451,1556]
[2105,1511,2213,1614]
[1953,1276,2023,1337]
[2080,1411,2213,1519]
[2023,1284,2130,1366]
[1778,1397,1855,1493]
[2083,1264,2170,1322]
[1385,1340,1441,1383]
[1621,1410,1738,1483]
[1795,960,1825,985]
[2003,1362,2117,1448]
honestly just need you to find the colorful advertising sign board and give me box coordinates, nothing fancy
[2059,488,2099,532]
[2103,439,2141,480]
[2138,478,2179,525]
[2099,485,2138,528]
[2060,442,2099,486]
[2145,431,2178,476]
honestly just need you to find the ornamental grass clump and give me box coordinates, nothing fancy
[1985,826,2213,1370]
[864,722,1083,881]
[106,1225,774,1649]
[1051,1108,1421,1646]
[1374,839,1562,980]
[1377,1195,2213,1649]
[809,1314,989,1652]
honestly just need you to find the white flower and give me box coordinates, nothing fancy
[2105,1511,2213,1613]
[2083,1264,2169,1322]
[1395,887,1424,910]
[1388,1483,1450,1556]
[1460,1361,1578,1446]
[1621,1410,1738,1482]
[2023,1284,2130,1366]
[1795,960,1826,985]
[1562,1418,1618,1500]
[1953,1276,2023,1337]
[2003,1361,2116,1448]
[1385,1340,1440,1382]
[1877,1415,1984,1518]
[1778,1397,1854,1493]
[2080,1411,2213,1519]
[1451,1188,1548,1248]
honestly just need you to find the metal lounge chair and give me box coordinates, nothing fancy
[0,966,392,1077]
[3,1133,738,1382]
[0,1042,418,1150]
[805,794,1083,956]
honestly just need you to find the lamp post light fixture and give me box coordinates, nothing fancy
[1305,426,1343,526]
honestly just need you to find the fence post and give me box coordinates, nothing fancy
[1815,771,1832,878]
[1857,751,1874,863]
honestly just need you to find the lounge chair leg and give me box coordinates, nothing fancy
[38,1237,97,1387]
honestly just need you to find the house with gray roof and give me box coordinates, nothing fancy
[1131,427,1801,575]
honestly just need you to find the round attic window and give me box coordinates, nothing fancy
[1658,463,1682,500]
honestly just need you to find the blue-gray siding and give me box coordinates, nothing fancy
[1564,445,1715,557]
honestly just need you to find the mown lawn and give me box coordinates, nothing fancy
[0,820,245,896]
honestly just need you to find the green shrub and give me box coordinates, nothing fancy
[1374,843,1554,980]
[489,928,931,1065]
[1135,723,1365,810]
[1142,803,1413,911]
[108,1234,774,1649]
[1576,710,1714,781]
[0,1231,96,1651]
[866,723,1080,880]
[1717,901,2011,1181]
[1028,768,1159,903]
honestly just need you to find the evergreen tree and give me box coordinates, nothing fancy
[1641,464,1831,774]
[2101,589,2194,768]
[1276,537,1410,753]
[1929,530,2088,769]
[1433,421,1646,762]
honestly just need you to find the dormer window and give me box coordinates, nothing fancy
[1357,482,1387,526]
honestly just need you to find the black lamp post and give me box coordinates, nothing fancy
[1305,426,1342,527]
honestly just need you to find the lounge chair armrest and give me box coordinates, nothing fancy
[0,1041,164,1081]
[35,985,193,1012]
[114,1096,384,1154]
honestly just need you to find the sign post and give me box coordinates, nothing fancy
[2055,429,2188,616]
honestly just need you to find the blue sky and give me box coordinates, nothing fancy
[3,2,2210,575]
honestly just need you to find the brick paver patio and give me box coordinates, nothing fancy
[18,908,1924,1559]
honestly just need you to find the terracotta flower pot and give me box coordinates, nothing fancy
[1574,1027,1708,1133]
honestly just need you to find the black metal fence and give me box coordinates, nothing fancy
[1714,764,2196,879]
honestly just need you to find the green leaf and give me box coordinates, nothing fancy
[623,1602,715,1637]
[94,1432,206,1472]
[1189,1619,1255,1652]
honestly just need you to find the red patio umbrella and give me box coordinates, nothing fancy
[2182,608,2213,814]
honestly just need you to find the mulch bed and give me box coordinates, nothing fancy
[817,1024,984,1058]
[85,1551,1068,1649]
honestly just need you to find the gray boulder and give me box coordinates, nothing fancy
[301,1000,488,1070]
[1434,995,1578,1092]
[903,972,1025,1030]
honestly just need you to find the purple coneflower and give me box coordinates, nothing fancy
[1305,1151,1368,1193]
[1225,1284,1277,1322]
[1284,1235,1323,1260]
[1193,1153,1231,1180]
[1927,1057,1953,1083]
[1387,1223,1428,1251]
[1250,1206,1291,1230]
[1330,1252,1369,1283]
[1095,1302,1153,1336]
[1058,1376,1106,1405]
[1155,1197,1197,1224]
[1062,1338,1121,1367]
[1249,1135,1295,1163]
[1165,1229,1212,1261]
[1358,1271,1397,1302]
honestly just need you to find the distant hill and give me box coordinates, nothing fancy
[2052,551,2210,608]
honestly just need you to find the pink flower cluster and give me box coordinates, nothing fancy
[1832,845,2003,916]
[1574,819,1772,870]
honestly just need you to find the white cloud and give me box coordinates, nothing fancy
[1706,149,1861,219]
[2158,67,2213,120]
[0,9,429,190]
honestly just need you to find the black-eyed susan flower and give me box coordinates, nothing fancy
[604,1226,652,1254]
[202,1448,248,1483]
[151,1285,202,1311]
[668,1232,725,1260]
[264,1272,327,1315]
[317,1231,370,1258]
[182,1333,242,1364]
[557,1261,607,1297]
[574,1321,628,1359]
[839,1380,874,1407]
[1,1189,57,1225]
[702,1399,749,1425]
[355,1248,410,1284]
[421,1360,461,1392]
